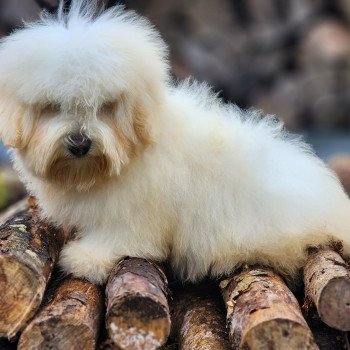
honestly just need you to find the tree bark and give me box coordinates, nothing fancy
[220,267,318,349]
[305,307,350,350]
[18,277,103,350]
[105,257,171,350]
[304,248,350,331]
[171,284,231,350]
[0,197,67,338]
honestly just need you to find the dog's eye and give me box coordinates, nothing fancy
[41,104,60,116]
[100,102,115,115]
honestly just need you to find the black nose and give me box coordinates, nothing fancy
[66,133,92,157]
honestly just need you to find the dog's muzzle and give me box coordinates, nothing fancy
[66,132,92,157]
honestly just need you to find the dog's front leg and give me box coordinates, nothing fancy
[59,232,122,285]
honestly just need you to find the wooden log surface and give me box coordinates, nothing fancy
[171,284,230,350]
[0,197,67,338]
[105,257,171,350]
[18,277,103,350]
[305,308,350,350]
[220,267,318,350]
[304,248,350,331]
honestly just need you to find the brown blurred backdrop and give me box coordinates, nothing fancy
[1,0,350,135]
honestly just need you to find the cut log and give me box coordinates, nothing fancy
[305,307,349,350]
[18,277,103,350]
[171,284,230,350]
[304,248,350,331]
[105,257,171,350]
[220,267,318,349]
[0,197,67,338]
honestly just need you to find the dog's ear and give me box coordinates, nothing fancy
[0,89,26,148]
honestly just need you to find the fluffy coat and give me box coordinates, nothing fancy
[0,1,349,284]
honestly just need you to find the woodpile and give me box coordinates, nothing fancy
[171,284,230,350]
[220,267,318,349]
[0,196,349,349]
[121,0,350,131]
[0,154,349,349]
[304,248,350,331]
[1,1,350,131]
[105,258,170,350]
[18,277,103,350]
[0,197,66,339]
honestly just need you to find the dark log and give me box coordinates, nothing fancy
[171,284,230,350]
[305,307,350,350]
[304,248,350,331]
[220,267,318,349]
[0,339,17,350]
[18,277,103,350]
[0,197,67,338]
[105,257,171,350]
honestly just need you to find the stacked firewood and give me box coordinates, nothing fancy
[2,0,350,131]
[0,158,349,349]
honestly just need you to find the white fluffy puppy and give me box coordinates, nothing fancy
[0,1,350,285]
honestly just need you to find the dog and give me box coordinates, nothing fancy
[0,0,349,285]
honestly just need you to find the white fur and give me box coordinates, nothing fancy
[1,1,350,284]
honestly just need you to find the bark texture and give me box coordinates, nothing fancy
[304,248,350,331]
[18,277,103,350]
[220,267,318,350]
[0,197,66,338]
[305,308,350,350]
[106,257,171,350]
[171,285,230,350]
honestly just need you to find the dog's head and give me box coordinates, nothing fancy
[0,1,169,191]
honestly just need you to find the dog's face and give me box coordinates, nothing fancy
[0,5,169,191]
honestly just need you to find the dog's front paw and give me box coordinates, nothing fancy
[59,240,117,284]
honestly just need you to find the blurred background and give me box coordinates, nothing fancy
[1,0,350,162]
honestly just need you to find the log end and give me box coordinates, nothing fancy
[18,278,103,350]
[18,321,96,350]
[242,319,318,350]
[0,258,42,338]
[107,295,171,350]
[318,276,350,331]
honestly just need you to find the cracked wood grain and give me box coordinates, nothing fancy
[304,248,350,331]
[105,257,171,350]
[18,277,103,350]
[220,267,318,349]
[0,197,67,339]
[171,284,230,350]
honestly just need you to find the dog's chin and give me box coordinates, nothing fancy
[44,154,114,192]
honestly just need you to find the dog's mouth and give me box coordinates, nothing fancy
[45,153,112,191]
